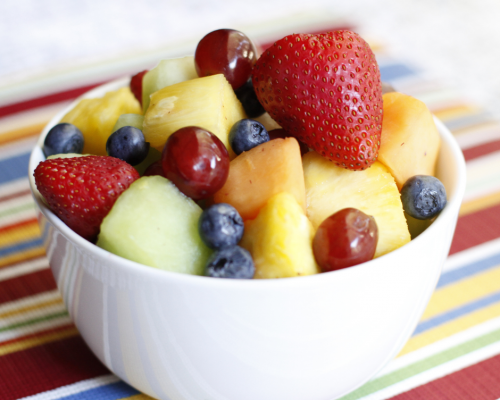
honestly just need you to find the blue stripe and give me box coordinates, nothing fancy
[0,237,44,258]
[379,63,416,81]
[58,381,139,400]
[413,290,500,336]
[0,152,31,185]
[437,252,500,288]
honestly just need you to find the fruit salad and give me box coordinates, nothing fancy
[34,28,446,279]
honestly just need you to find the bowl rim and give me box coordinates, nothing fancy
[28,78,467,289]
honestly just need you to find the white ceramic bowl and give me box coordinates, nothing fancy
[29,79,466,400]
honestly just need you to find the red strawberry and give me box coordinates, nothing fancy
[252,30,383,170]
[34,156,140,241]
[130,69,148,106]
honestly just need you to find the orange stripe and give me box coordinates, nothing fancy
[0,217,39,235]
[0,325,78,356]
[0,123,46,146]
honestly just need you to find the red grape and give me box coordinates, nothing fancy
[313,208,378,272]
[130,69,148,106]
[143,161,165,177]
[195,29,257,90]
[161,127,229,200]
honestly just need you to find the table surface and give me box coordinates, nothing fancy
[2,2,500,399]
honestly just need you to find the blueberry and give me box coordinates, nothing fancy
[401,175,447,220]
[229,119,269,155]
[43,123,84,157]
[106,126,149,166]
[199,203,244,249]
[234,79,266,118]
[205,245,255,279]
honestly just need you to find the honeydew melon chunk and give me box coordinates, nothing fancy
[112,114,144,132]
[97,175,211,275]
[142,56,198,112]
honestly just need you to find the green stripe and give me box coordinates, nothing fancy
[340,327,500,399]
[0,310,69,333]
[0,202,35,219]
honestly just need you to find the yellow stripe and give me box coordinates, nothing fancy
[0,247,46,268]
[0,123,46,145]
[0,297,62,319]
[421,264,500,320]
[0,326,78,356]
[432,105,479,122]
[460,191,500,216]
[399,300,500,356]
[120,395,155,400]
[452,121,499,137]
[0,222,41,247]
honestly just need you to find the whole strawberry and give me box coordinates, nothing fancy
[34,156,140,241]
[252,30,382,170]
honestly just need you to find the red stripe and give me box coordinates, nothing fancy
[462,138,500,161]
[0,335,109,400]
[0,189,32,203]
[0,82,106,118]
[0,269,56,305]
[449,202,500,255]
[388,352,500,400]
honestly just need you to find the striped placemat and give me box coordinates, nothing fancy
[2,22,500,400]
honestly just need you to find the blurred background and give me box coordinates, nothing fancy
[1,0,500,118]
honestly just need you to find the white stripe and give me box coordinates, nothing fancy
[0,314,72,343]
[17,375,120,400]
[454,122,500,150]
[0,207,37,230]
[360,337,500,400]
[374,314,500,379]
[443,237,500,274]
[0,290,61,316]
[0,136,37,161]
[463,150,500,202]
[0,192,35,214]
[0,256,48,282]
[0,302,67,329]
[0,178,30,198]
[0,102,69,134]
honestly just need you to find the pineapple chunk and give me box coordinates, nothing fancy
[240,192,319,279]
[142,74,246,158]
[60,88,141,156]
[142,56,198,112]
[303,152,410,258]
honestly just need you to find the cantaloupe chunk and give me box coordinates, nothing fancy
[213,138,305,220]
[378,92,441,189]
